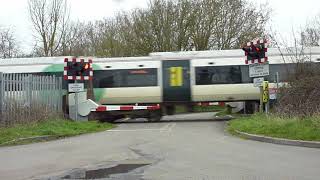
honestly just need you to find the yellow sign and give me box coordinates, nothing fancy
[170,67,183,87]
[262,81,269,103]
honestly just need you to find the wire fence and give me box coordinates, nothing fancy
[0,73,63,127]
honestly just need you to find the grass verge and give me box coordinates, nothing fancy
[0,119,115,146]
[228,113,320,141]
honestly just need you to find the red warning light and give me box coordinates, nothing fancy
[84,63,89,70]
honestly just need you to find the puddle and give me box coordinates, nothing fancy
[62,163,150,179]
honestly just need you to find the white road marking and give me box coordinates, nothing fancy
[166,123,176,132]
[160,123,171,130]
[108,123,176,132]
[108,129,165,132]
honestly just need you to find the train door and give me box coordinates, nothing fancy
[162,60,191,102]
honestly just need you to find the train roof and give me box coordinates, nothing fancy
[1,47,320,66]
[150,47,320,59]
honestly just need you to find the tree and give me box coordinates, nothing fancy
[112,0,270,55]
[28,0,69,56]
[189,0,270,50]
[0,27,20,58]
[267,14,320,117]
[301,15,320,46]
[53,0,271,57]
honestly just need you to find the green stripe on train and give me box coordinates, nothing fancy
[93,88,106,103]
[43,64,102,72]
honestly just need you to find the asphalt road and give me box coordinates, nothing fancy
[1,112,320,180]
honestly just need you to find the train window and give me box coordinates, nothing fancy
[196,66,242,85]
[266,64,295,82]
[240,66,251,83]
[94,68,158,88]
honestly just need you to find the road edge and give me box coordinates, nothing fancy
[235,130,320,148]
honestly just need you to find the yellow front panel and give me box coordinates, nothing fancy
[170,67,183,87]
[176,67,183,86]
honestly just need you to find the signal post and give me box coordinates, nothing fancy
[64,58,93,121]
[243,39,269,113]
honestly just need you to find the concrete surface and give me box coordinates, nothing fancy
[236,130,320,148]
[0,112,320,180]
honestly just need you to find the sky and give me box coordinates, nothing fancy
[0,0,319,54]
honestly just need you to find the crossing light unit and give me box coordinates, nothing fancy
[262,81,269,103]
[64,58,93,80]
[243,39,268,64]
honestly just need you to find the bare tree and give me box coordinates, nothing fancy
[0,27,20,58]
[56,0,271,57]
[189,0,270,50]
[28,0,69,56]
[267,17,320,117]
[301,15,320,46]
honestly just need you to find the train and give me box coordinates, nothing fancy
[1,47,320,121]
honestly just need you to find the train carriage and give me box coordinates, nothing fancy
[1,47,320,121]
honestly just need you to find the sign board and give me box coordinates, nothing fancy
[68,83,84,92]
[269,88,277,100]
[249,62,269,77]
[253,77,264,87]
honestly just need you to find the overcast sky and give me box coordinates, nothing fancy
[0,0,319,54]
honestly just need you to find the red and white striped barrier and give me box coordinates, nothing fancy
[196,102,225,106]
[77,99,161,117]
[93,104,161,112]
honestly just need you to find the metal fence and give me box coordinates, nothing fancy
[0,73,63,127]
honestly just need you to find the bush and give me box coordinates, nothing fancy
[275,62,320,117]
[0,99,62,127]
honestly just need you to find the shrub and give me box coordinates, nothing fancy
[275,62,320,117]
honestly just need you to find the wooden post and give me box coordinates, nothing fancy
[87,79,95,101]
[259,86,263,113]
[0,72,3,124]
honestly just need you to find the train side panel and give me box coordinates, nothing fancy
[96,87,162,104]
[191,84,260,102]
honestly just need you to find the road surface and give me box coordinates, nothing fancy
[0,112,320,180]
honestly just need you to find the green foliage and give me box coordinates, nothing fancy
[0,119,114,146]
[228,113,320,141]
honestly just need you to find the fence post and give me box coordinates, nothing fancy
[26,75,32,120]
[0,72,3,124]
[58,77,63,114]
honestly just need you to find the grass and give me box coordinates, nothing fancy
[0,119,115,146]
[228,113,320,141]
